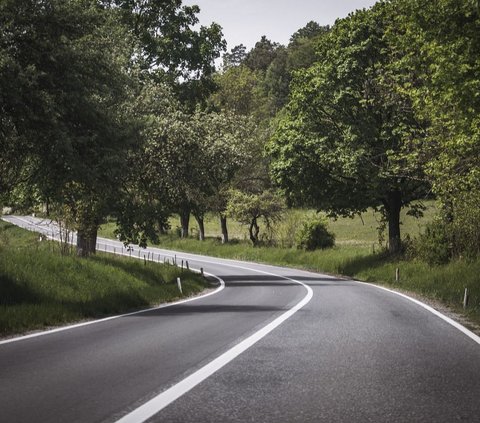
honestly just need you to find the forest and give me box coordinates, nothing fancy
[1,0,479,267]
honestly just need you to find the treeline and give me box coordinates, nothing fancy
[1,0,479,262]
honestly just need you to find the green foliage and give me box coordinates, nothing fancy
[222,44,248,69]
[388,0,480,203]
[115,81,259,246]
[244,36,281,71]
[448,193,480,259]
[100,0,225,80]
[414,219,452,265]
[287,21,329,71]
[268,3,428,253]
[387,0,480,259]
[0,0,138,254]
[1,0,227,253]
[413,194,480,264]
[226,190,285,245]
[296,218,335,251]
[210,65,263,116]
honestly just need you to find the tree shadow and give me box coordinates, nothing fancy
[339,252,391,277]
[137,303,288,317]
[0,275,42,305]
[89,255,170,286]
[220,274,348,287]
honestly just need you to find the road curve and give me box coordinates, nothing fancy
[1,215,480,423]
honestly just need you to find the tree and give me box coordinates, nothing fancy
[0,0,136,256]
[193,111,258,242]
[268,4,427,254]
[119,81,258,245]
[261,46,290,114]
[244,36,281,71]
[100,0,225,79]
[222,44,248,69]
[226,190,284,246]
[289,21,327,46]
[287,22,329,72]
[387,0,480,258]
[209,65,262,116]
[389,0,480,201]
[99,0,226,110]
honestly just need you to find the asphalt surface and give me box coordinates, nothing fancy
[1,215,480,423]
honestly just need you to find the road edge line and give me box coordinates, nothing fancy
[355,281,480,345]
[0,271,225,346]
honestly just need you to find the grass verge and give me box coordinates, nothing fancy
[0,221,209,338]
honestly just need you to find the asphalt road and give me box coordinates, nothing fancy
[1,215,480,423]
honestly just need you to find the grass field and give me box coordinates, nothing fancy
[0,221,208,337]
[158,202,438,247]
[99,202,480,327]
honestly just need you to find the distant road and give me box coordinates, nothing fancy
[1,215,480,423]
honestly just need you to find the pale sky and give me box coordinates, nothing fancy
[183,0,379,51]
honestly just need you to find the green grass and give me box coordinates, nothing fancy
[0,221,209,337]
[98,202,480,327]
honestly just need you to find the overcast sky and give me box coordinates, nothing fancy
[183,0,379,51]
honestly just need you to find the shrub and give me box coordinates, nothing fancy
[414,219,452,265]
[414,194,480,265]
[296,218,335,251]
[448,194,480,259]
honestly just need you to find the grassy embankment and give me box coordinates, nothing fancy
[0,220,208,337]
[100,202,480,327]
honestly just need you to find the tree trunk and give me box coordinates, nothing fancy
[249,217,260,246]
[220,214,229,244]
[158,219,168,235]
[194,214,205,241]
[76,226,98,257]
[45,198,50,217]
[179,209,190,238]
[385,190,402,254]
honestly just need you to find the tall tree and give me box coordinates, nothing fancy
[222,44,248,69]
[268,3,427,254]
[209,65,262,116]
[244,36,280,72]
[390,0,480,200]
[100,0,225,108]
[287,21,329,72]
[193,111,257,242]
[0,0,135,255]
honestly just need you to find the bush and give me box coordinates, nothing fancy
[414,194,480,265]
[449,194,480,259]
[296,218,335,251]
[414,219,452,265]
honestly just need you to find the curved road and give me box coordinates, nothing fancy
[1,215,480,422]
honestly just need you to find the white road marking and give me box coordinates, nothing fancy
[115,271,313,423]
[356,281,480,346]
[3,215,479,423]
[0,218,226,346]
[0,269,223,346]
[2,215,314,422]
[129,242,480,346]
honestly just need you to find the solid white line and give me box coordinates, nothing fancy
[355,281,480,346]
[0,271,225,346]
[162,244,480,347]
[115,272,313,423]
[4,216,315,421]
